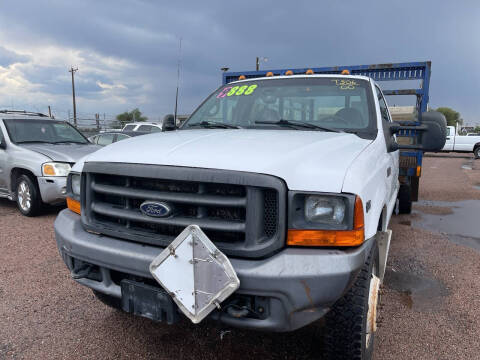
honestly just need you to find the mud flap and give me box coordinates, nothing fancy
[377,230,392,282]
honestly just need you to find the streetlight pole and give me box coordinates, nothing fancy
[69,66,78,126]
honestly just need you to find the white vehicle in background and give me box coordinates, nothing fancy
[442,125,480,158]
[122,122,162,133]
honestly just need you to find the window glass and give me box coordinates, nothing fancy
[375,87,391,123]
[185,77,375,133]
[115,134,129,142]
[97,134,115,146]
[149,126,161,132]
[137,125,152,132]
[4,119,88,144]
[123,124,135,131]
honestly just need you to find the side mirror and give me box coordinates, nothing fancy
[388,111,447,152]
[162,114,176,131]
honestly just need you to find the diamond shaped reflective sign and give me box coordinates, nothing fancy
[149,225,240,323]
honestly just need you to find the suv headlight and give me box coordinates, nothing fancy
[288,192,364,247]
[42,162,71,177]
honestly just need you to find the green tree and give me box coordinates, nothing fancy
[116,108,148,127]
[435,107,462,127]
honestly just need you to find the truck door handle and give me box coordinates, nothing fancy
[446,137,450,140]
[387,167,391,177]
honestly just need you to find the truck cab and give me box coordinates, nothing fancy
[442,125,480,158]
[54,68,445,360]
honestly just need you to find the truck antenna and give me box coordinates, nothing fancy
[174,37,182,125]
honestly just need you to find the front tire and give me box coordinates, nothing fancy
[323,244,380,360]
[474,147,480,159]
[15,175,42,216]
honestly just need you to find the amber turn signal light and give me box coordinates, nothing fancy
[266,71,274,77]
[341,69,350,75]
[287,196,365,247]
[67,197,81,215]
[238,75,246,80]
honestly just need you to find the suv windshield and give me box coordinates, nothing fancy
[4,119,88,144]
[183,77,376,137]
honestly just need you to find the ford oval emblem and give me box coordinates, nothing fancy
[140,201,173,218]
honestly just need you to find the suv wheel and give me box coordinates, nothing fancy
[15,175,42,216]
[474,147,480,159]
[323,244,380,360]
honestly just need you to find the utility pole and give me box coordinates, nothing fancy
[256,56,268,71]
[69,66,78,127]
[48,106,52,118]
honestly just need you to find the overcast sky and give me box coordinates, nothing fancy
[0,0,479,125]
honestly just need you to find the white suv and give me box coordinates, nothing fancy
[122,122,162,132]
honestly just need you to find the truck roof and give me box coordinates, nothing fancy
[228,74,372,85]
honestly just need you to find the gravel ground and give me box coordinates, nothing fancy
[0,154,479,359]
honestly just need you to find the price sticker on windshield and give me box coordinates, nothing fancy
[217,84,258,98]
[331,79,358,90]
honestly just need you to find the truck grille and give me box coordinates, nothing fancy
[81,162,286,258]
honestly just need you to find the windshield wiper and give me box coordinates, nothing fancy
[16,140,53,144]
[255,119,341,132]
[52,141,87,144]
[187,121,240,129]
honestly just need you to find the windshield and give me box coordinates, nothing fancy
[183,77,376,136]
[4,119,88,144]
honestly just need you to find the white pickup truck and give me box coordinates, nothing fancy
[54,73,446,359]
[442,125,480,158]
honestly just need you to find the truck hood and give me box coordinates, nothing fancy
[82,129,372,192]
[20,143,101,163]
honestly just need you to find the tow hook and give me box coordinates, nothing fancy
[71,264,93,280]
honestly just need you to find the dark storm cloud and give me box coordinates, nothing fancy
[0,46,30,67]
[0,0,478,123]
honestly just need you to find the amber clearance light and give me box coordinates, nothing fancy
[287,196,364,247]
[67,197,81,215]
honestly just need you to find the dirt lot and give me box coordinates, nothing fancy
[0,154,479,360]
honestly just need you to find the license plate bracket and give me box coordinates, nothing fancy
[121,279,179,324]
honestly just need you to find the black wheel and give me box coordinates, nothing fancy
[398,185,412,214]
[323,244,380,360]
[15,174,42,216]
[474,147,480,159]
[93,290,122,310]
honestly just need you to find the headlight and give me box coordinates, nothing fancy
[288,192,364,247]
[305,195,346,225]
[42,162,71,177]
[71,174,81,196]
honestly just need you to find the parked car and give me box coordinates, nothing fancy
[441,125,480,158]
[55,71,445,360]
[122,122,162,132]
[0,110,100,216]
[88,131,148,146]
